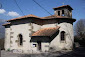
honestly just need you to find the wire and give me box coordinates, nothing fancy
[32,0,52,15]
[13,0,25,16]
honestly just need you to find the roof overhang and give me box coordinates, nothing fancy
[30,36,50,42]
[53,5,73,10]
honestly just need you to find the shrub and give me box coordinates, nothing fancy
[7,48,10,51]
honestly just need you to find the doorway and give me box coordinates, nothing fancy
[37,41,41,51]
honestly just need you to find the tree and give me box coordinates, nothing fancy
[74,19,85,39]
[74,19,85,46]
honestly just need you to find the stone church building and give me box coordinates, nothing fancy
[3,5,76,53]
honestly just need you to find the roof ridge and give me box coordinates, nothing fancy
[7,14,40,22]
[53,5,73,10]
[41,14,69,19]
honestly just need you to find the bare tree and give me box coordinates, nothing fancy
[74,19,85,39]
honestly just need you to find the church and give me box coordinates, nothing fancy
[3,5,76,53]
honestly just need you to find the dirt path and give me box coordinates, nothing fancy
[1,50,20,57]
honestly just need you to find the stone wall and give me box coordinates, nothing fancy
[54,8,72,18]
[4,18,74,53]
[50,22,74,51]
[5,27,10,50]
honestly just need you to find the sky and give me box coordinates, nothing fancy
[0,0,85,24]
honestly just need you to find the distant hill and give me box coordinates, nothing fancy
[0,19,5,38]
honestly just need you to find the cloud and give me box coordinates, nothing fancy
[8,11,20,17]
[0,9,6,14]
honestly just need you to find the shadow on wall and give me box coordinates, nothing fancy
[50,30,59,42]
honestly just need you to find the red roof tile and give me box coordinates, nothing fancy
[6,14,75,22]
[41,15,69,19]
[7,14,40,22]
[32,26,60,36]
[53,5,73,10]
[2,23,11,26]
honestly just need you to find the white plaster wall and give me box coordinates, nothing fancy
[30,42,49,52]
[41,43,49,52]
[50,22,74,50]
[10,23,32,52]
[5,28,10,50]
[50,33,61,51]
[41,23,57,28]
[59,22,74,49]
[32,23,41,31]
[30,42,38,52]
[5,21,74,53]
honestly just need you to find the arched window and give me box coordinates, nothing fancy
[61,31,65,41]
[18,34,23,46]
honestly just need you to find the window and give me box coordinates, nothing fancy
[61,31,65,41]
[33,44,36,47]
[62,10,64,14]
[18,34,23,46]
[62,10,65,16]
[58,11,60,16]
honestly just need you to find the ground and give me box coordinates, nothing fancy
[1,47,85,57]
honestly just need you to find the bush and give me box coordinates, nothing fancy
[78,38,85,47]
[74,36,85,47]
[7,48,10,51]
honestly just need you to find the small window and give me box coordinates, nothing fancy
[61,31,65,41]
[18,34,23,46]
[58,11,60,16]
[33,44,36,47]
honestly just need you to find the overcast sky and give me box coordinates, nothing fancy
[0,0,85,24]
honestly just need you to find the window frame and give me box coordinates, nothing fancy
[60,31,66,42]
[18,34,23,46]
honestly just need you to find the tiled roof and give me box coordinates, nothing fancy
[2,23,11,26]
[7,14,72,21]
[53,5,73,10]
[41,15,69,19]
[6,14,75,22]
[3,14,75,26]
[7,14,40,22]
[32,26,60,36]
